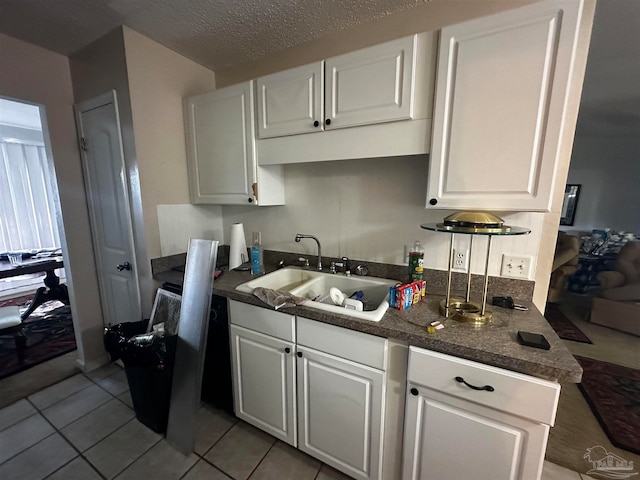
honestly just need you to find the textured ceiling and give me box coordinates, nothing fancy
[0,0,432,70]
[0,0,637,136]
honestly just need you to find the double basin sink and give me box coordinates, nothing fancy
[236,267,398,321]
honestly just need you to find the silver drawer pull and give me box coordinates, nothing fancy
[455,376,495,392]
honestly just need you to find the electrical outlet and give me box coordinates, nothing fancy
[501,255,532,279]
[453,249,469,271]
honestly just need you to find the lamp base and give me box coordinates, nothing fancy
[439,298,493,325]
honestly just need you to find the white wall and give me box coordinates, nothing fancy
[70,28,158,322]
[157,204,224,256]
[0,32,105,370]
[223,156,545,277]
[564,135,640,235]
[71,27,220,313]
[122,27,218,259]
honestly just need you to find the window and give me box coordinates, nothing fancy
[0,98,62,293]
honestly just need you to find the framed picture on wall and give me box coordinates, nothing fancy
[560,184,581,226]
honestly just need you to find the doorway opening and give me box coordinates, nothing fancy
[0,97,65,298]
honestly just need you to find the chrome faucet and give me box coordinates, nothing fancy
[295,234,322,271]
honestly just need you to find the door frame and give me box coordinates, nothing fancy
[74,90,141,327]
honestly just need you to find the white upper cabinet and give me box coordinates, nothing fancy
[257,62,323,138]
[427,0,584,211]
[184,80,284,205]
[257,33,436,164]
[257,35,416,140]
[325,35,416,130]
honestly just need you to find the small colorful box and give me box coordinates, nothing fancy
[389,280,426,310]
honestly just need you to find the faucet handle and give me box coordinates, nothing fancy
[354,264,369,276]
[341,257,351,276]
[298,257,310,269]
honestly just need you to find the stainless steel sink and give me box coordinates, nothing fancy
[236,267,398,321]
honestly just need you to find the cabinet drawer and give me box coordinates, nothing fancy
[229,300,295,342]
[408,347,560,426]
[297,317,387,370]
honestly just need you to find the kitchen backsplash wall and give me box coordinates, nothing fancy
[157,204,224,256]
[220,155,544,278]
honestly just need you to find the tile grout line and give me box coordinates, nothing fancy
[179,413,239,479]
[23,382,139,480]
[24,396,109,480]
[28,377,94,413]
[196,416,238,459]
[245,439,278,480]
[31,382,120,433]
[0,422,57,467]
[93,417,163,480]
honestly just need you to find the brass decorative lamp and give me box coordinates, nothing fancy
[421,212,530,325]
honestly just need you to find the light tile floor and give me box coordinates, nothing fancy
[1,364,592,480]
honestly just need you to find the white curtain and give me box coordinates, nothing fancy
[0,140,60,252]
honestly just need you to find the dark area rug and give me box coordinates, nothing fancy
[576,356,640,455]
[0,295,76,380]
[545,303,592,344]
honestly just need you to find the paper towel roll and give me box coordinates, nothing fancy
[229,223,248,270]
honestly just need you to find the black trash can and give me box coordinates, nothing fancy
[104,321,177,434]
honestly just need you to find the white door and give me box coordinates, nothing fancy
[230,324,297,445]
[402,385,549,480]
[256,62,324,138]
[325,35,416,130]
[427,0,583,211]
[75,91,141,327]
[184,81,257,204]
[297,346,384,480]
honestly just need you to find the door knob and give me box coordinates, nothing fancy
[116,262,131,271]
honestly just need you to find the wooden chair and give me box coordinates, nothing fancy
[0,306,27,361]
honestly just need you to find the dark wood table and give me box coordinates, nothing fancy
[0,257,69,319]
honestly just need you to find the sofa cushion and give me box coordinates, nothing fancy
[590,297,640,337]
[600,283,640,302]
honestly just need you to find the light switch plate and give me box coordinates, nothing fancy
[501,255,532,279]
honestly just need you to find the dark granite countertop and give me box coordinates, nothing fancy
[154,260,582,384]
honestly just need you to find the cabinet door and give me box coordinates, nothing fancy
[256,62,323,138]
[184,81,256,204]
[297,346,384,480]
[403,385,549,480]
[325,35,416,130]
[230,325,296,445]
[427,1,583,211]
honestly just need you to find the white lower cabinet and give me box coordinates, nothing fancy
[297,345,384,480]
[230,324,296,445]
[402,347,560,480]
[228,301,406,480]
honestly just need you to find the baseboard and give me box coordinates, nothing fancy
[76,354,110,373]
